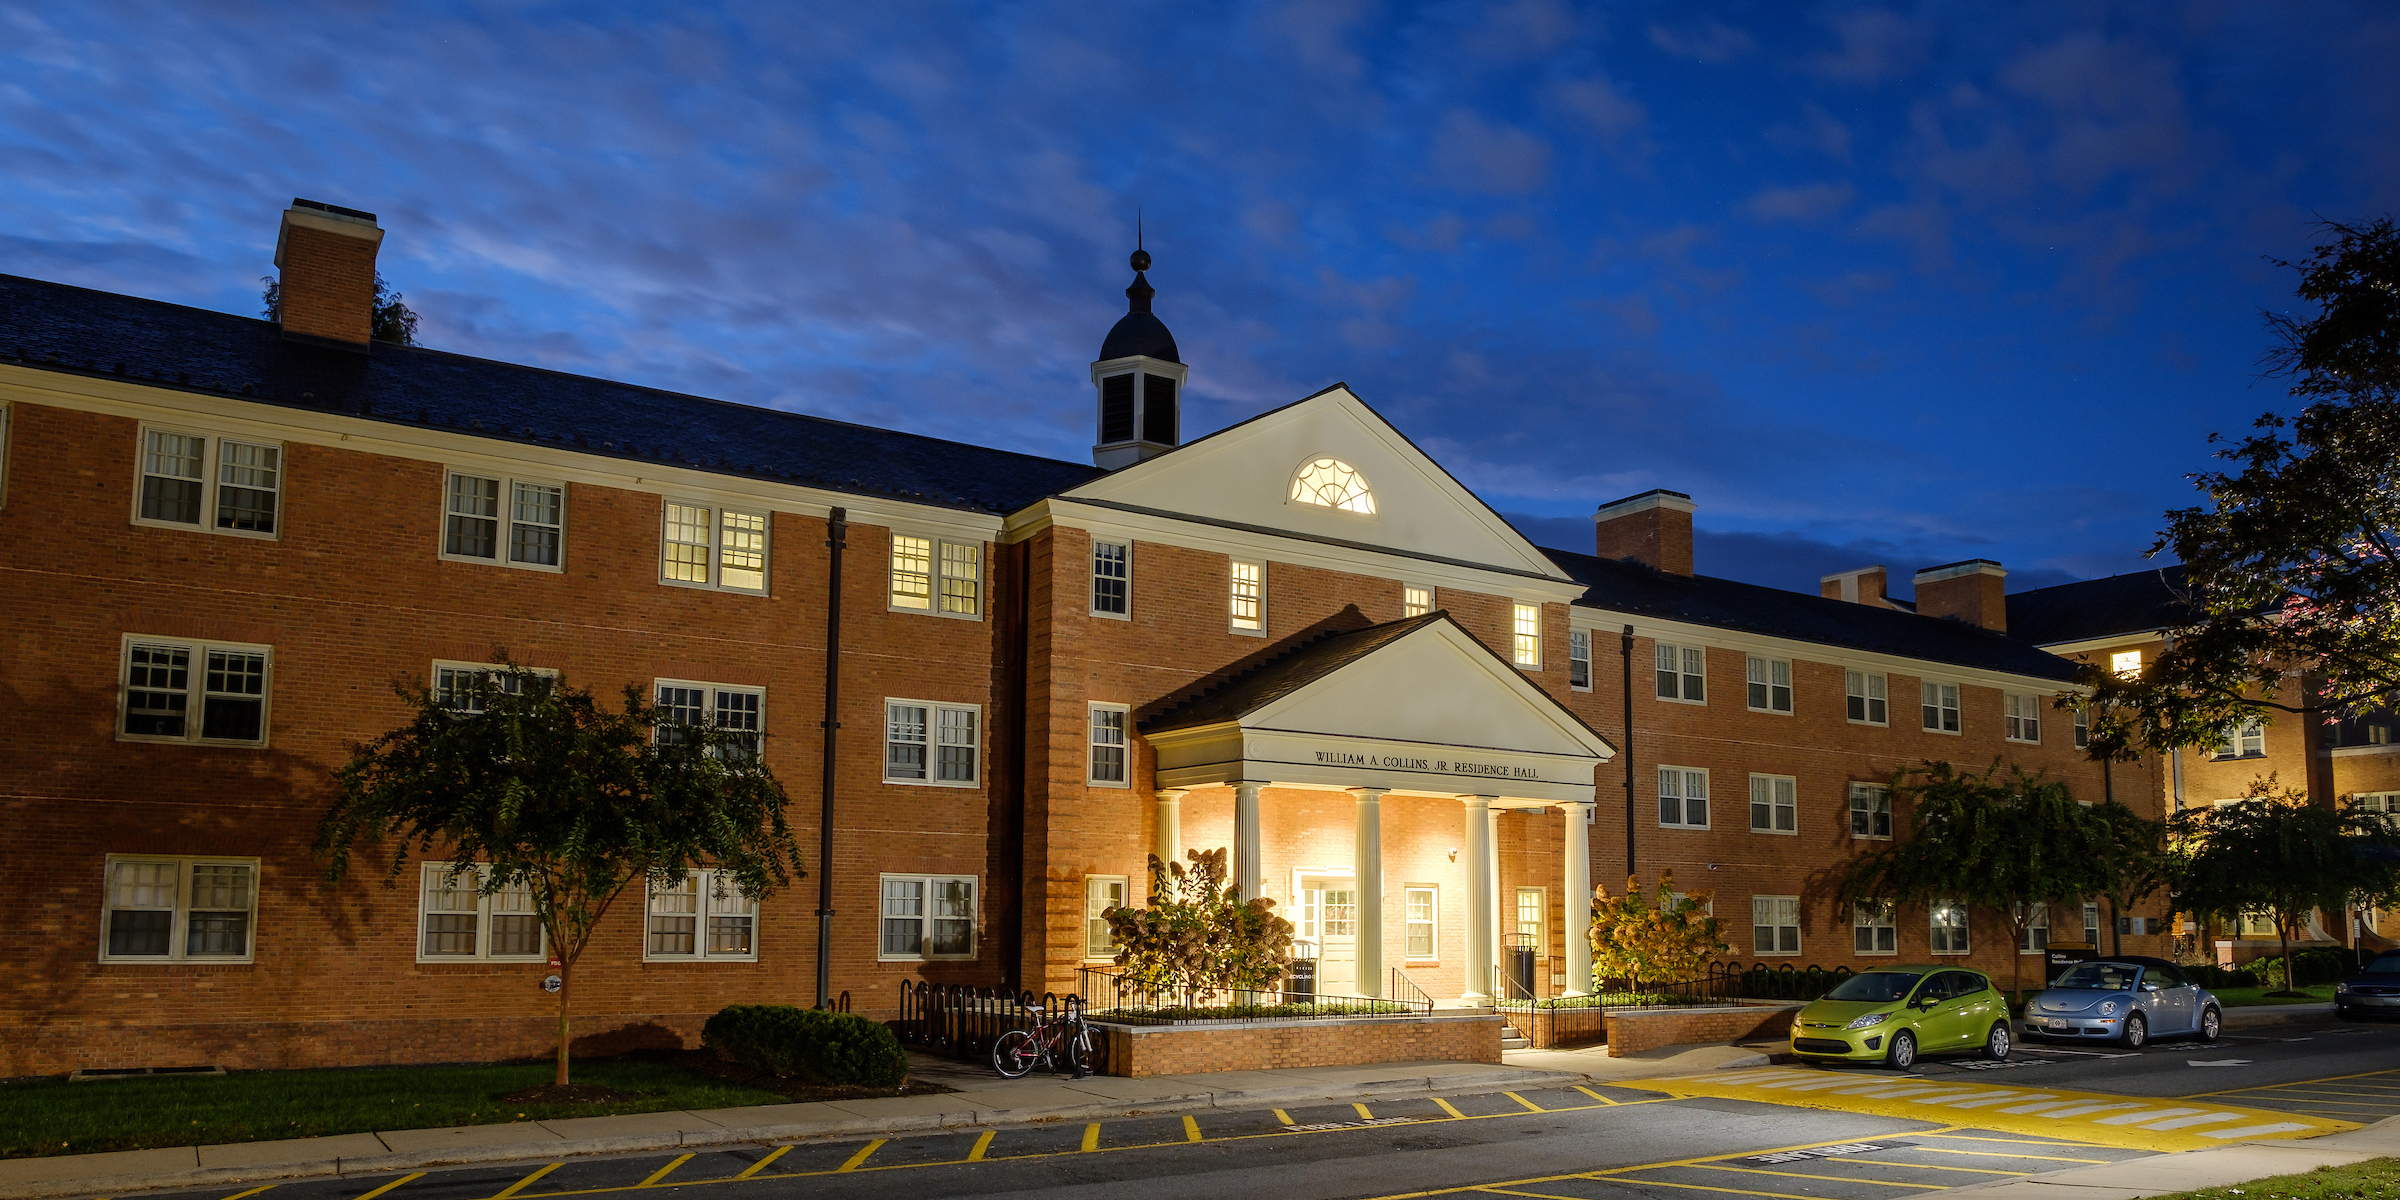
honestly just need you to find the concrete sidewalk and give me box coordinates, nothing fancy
[1945,1113,2399,1198]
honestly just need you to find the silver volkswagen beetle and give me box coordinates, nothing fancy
[2022,956,2222,1047]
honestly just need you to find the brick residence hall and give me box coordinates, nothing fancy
[0,199,2177,1076]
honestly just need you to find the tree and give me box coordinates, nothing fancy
[2080,218,2400,760]
[261,273,422,345]
[315,662,803,1087]
[2167,776,2400,996]
[2086,801,2172,956]
[1834,762,2107,1000]
[1585,870,1727,988]
[1102,848,1294,1000]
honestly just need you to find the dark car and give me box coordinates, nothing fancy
[2336,951,2400,1019]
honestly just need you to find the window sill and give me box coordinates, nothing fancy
[97,956,256,967]
[2006,738,2042,746]
[1746,708,1795,717]
[889,605,986,622]
[883,779,983,789]
[1655,696,1708,707]
[1753,952,1801,958]
[115,733,269,750]
[1854,950,1898,957]
[132,518,282,542]
[1851,834,1893,842]
[1089,609,1131,622]
[439,552,567,573]
[1751,828,1798,837]
[880,954,981,963]
[1921,728,1963,736]
[1658,824,1710,831]
[658,577,769,597]
[1230,626,1267,638]
[1848,719,1890,728]
[643,956,760,964]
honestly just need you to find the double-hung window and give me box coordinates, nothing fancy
[2215,721,2265,759]
[660,502,768,592]
[443,471,564,569]
[1930,901,1970,955]
[1088,703,1130,786]
[1568,630,1592,690]
[1749,774,1797,834]
[120,635,271,746]
[2073,706,2089,749]
[1853,902,1897,955]
[2005,693,2042,743]
[645,870,757,960]
[418,864,546,961]
[1746,656,1793,713]
[1091,540,1130,617]
[102,855,259,963]
[1752,896,1801,956]
[890,534,983,617]
[656,681,765,762]
[2018,903,2050,953]
[1084,875,1127,959]
[1405,885,1438,958]
[134,426,284,538]
[2082,902,2103,945]
[1655,642,1705,702]
[1230,559,1265,633]
[1658,766,1709,828]
[433,661,557,712]
[1845,670,1887,724]
[885,700,980,786]
[1849,783,1892,839]
[1920,681,1961,733]
[880,874,977,959]
[1511,604,1542,667]
[2110,650,2142,678]
[1402,584,1432,618]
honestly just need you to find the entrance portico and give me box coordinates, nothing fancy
[1139,613,1615,1001]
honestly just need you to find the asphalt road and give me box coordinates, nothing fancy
[127,1017,2400,1200]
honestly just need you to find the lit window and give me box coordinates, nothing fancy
[1085,875,1128,959]
[2005,693,2042,743]
[1088,703,1130,786]
[890,535,933,609]
[1746,656,1793,713]
[1845,671,1887,724]
[655,680,765,762]
[1658,766,1709,828]
[1406,885,1438,958]
[885,700,980,786]
[2110,650,2142,678]
[1512,603,1541,667]
[880,874,977,959]
[1752,896,1800,956]
[1930,901,1970,955]
[646,870,757,961]
[2239,909,2277,938]
[1092,540,1129,617]
[1402,584,1432,618]
[443,471,563,568]
[120,635,271,746]
[2018,903,2050,953]
[1853,902,1896,955]
[661,502,769,592]
[417,864,546,962]
[941,542,981,614]
[1655,642,1706,703]
[2215,720,2264,759]
[1849,783,1892,839]
[890,534,982,616]
[1920,681,1961,733]
[134,427,284,537]
[1516,887,1544,941]
[1749,774,1796,834]
[1230,559,1264,633]
[103,856,259,962]
[1290,458,1375,514]
[1569,630,1591,690]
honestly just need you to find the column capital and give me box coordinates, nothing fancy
[1346,786,1388,800]
[1456,793,1498,804]
[1156,787,1190,800]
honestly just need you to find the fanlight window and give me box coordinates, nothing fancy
[1290,458,1376,515]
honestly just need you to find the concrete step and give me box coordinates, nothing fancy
[1500,1037,1531,1050]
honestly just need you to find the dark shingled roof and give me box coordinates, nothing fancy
[0,274,1106,514]
[2006,566,2193,647]
[1545,546,2080,682]
[1143,612,1451,732]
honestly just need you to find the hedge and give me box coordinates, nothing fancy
[701,1004,910,1088]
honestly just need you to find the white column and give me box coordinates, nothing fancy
[1152,788,1185,896]
[1233,781,1265,902]
[1461,794,1495,1001]
[1350,787,1385,998]
[1488,806,1504,991]
[1561,801,1594,996]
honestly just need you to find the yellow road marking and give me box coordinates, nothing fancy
[1922,1133,2103,1146]
[1183,1115,1202,1142]
[1574,1085,1617,1105]
[1841,1159,2033,1176]
[497,1163,564,1196]
[1273,1108,1293,1125]
[1349,1128,1987,1200]
[356,1173,426,1200]
[1503,1091,1544,1113]
[222,1188,279,1200]
[837,1140,883,1172]
[1915,1146,2110,1164]
[733,1149,786,1181]
[1687,1163,1945,1189]
[1432,1097,1466,1119]
[1355,1102,1375,1119]
[968,1131,994,1161]
[635,1155,691,1189]
[1081,1123,1101,1152]
[1581,1178,1836,1200]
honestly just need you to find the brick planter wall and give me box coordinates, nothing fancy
[1092,1013,1502,1077]
[1599,1003,1802,1056]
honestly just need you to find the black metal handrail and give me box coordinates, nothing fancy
[1077,965,1431,1025]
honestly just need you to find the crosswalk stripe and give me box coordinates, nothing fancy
[2095,1107,2203,1125]
[2141,1113,2246,1131]
[2200,1122,2310,1139]
[1935,1092,2048,1109]
[2036,1103,2148,1120]
[1996,1100,2079,1114]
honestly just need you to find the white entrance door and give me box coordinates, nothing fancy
[1300,874,1359,996]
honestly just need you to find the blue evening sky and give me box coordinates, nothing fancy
[5,2,2395,595]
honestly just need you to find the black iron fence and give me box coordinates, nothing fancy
[1710,961,1855,1001]
[1076,965,1433,1025]
[894,980,1084,1062]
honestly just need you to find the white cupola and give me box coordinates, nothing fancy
[1090,237,1187,469]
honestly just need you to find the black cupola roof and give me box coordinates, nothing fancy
[1098,243,1180,364]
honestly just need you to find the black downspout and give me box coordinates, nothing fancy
[815,507,847,1010]
[1621,625,1637,882]
[2102,758,2118,956]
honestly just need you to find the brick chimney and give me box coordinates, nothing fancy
[1820,566,1894,607]
[1913,559,2008,632]
[273,198,384,349]
[1593,489,1694,577]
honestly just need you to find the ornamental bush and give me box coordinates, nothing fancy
[702,1004,909,1088]
[1101,847,1295,997]
[1586,870,1727,988]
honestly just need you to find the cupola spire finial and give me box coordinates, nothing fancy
[1126,212,1154,313]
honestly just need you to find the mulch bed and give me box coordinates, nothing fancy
[630,1049,957,1102]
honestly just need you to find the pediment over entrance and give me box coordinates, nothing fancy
[1141,613,1615,805]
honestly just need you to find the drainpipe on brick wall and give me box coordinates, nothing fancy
[816,507,847,1010]
[1621,624,1636,880]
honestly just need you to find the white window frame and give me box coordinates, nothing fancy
[118,634,273,747]
[884,699,982,787]
[1511,603,1542,668]
[1745,655,1794,714]
[654,679,765,762]
[2110,650,2142,678]
[438,469,566,571]
[1752,895,1801,956]
[658,500,770,594]
[1515,886,1546,942]
[1091,539,1131,619]
[2005,693,2043,744]
[1658,766,1709,829]
[1930,900,1970,955]
[2215,720,2265,759]
[1085,875,1128,960]
[416,863,549,963]
[431,660,559,712]
[100,854,261,964]
[1568,629,1592,691]
[1230,558,1266,634]
[1087,702,1131,787]
[879,873,979,961]
[1852,901,1897,956]
[2018,903,2050,954]
[1405,884,1439,960]
[2082,902,2102,945]
[1748,773,1797,835]
[643,869,759,962]
[131,423,286,541]
[1849,782,1892,840]
[1401,584,1433,619]
[2074,706,2090,749]
[1845,670,1888,725]
[1920,680,1961,734]
[888,533,984,619]
[1655,642,1706,704]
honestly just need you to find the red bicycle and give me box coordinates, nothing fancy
[991,1002,1093,1078]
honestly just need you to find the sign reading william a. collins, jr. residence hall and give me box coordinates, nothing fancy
[1310,744,1545,782]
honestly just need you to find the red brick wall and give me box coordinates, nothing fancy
[1599,1003,1801,1056]
[1096,1014,1501,1077]
[276,222,380,345]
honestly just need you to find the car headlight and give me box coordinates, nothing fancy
[2337,981,2350,994]
[1846,1012,1892,1030]
[2097,999,2125,1017]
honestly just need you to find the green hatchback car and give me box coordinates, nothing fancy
[1788,966,2012,1070]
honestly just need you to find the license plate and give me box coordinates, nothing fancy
[2047,1019,2070,1028]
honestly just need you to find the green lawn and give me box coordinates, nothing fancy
[0,1058,789,1160]
[2145,1156,2400,1200]
[2207,984,2338,1008]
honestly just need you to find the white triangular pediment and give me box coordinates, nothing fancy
[1060,385,1566,580]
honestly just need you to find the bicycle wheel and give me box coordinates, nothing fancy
[1064,1023,1091,1077]
[992,1029,1041,1078]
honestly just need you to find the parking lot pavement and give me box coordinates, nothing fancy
[2188,1066,2400,1125]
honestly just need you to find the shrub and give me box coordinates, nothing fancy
[1585,870,1727,987]
[1103,848,1295,996]
[702,1004,908,1088]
